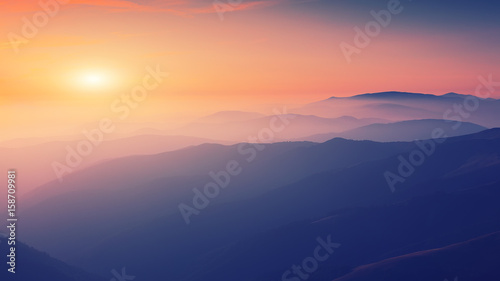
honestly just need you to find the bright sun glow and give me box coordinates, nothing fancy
[64,65,128,95]
[79,72,109,88]
[83,73,105,86]
[71,70,118,93]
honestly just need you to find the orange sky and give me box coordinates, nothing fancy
[1,0,500,140]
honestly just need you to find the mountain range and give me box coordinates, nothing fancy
[9,128,500,280]
[6,91,500,281]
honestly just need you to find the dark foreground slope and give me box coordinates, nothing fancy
[0,235,105,281]
[333,231,500,281]
[172,180,500,281]
[69,129,500,281]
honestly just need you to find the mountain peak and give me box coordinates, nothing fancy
[352,91,435,99]
[442,92,462,97]
[327,91,437,100]
[327,91,480,100]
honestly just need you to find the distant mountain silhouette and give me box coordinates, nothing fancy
[330,91,477,100]
[349,91,441,100]
[0,134,227,195]
[301,119,487,142]
[173,114,386,141]
[294,91,500,127]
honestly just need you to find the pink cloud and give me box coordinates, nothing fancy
[189,0,286,14]
[70,0,293,15]
[1,0,306,19]
[68,0,187,15]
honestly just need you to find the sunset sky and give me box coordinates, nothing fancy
[1,0,500,140]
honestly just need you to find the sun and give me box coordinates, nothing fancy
[79,72,109,89]
[63,64,126,95]
[83,73,105,86]
[70,69,120,93]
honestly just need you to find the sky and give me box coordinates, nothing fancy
[1,0,500,140]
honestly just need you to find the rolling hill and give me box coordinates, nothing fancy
[301,119,487,142]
